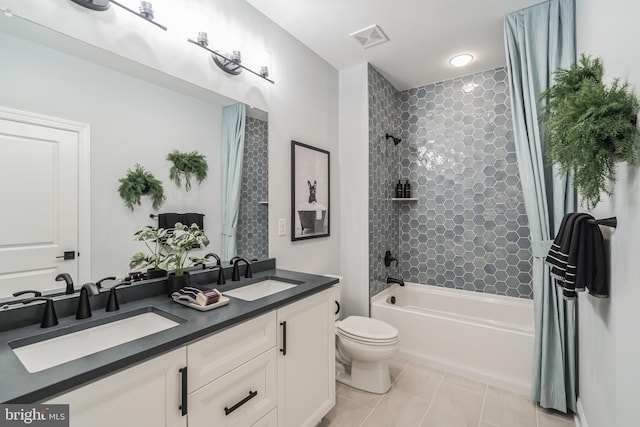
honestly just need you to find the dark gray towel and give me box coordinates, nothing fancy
[158,212,205,230]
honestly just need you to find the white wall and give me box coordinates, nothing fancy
[0,31,222,280]
[338,63,370,317]
[0,0,340,277]
[576,1,640,426]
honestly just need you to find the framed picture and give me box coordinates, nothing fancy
[291,140,330,241]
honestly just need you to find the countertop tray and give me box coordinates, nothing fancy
[173,295,230,311]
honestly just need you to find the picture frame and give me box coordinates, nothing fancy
[291,140,330,241]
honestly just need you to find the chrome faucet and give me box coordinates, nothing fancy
[231,257,253,281]
[386,276,404,287]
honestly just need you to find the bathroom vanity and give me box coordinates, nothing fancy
[0,267,337,427]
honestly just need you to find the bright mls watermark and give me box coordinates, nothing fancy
[0,405,68,426]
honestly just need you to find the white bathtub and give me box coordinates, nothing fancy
[371,283,534,395]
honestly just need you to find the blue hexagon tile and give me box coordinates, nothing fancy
[369,65,532,299]
[236,116,269,261]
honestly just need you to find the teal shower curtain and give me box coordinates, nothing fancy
[221,103,246,260]
[504,0,576,413]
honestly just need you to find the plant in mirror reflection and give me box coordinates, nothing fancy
[165,222,210,276]
[129,226,171,272]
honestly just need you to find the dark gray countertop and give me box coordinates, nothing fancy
[0,268,338,403]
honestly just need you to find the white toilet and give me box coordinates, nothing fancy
[331,277,399,394]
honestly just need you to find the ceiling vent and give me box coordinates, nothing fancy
[349,24,389,49]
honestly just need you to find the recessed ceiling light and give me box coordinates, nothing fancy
[449,54,473,67]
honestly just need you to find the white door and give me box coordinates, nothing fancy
[0,112,82,297]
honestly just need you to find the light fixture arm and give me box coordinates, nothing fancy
[109,0,167,31]
[187,38,275,84]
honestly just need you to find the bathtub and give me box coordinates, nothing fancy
[371,283,534,394]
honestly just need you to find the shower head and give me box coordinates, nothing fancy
[385,133,402,145]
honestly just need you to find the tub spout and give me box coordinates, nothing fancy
[386,276,404,286]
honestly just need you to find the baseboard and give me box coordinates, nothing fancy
[575,398,587,427]
[397,349,531,396]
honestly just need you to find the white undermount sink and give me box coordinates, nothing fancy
[223,279,299,301]
[11,310,182,373]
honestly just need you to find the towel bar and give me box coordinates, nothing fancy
[586,217,617,228]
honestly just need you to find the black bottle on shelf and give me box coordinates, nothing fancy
[395,180,403,198]
[403,180,411,198]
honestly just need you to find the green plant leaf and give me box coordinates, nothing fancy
[539,54,640,208]
[167,150,208,192]
[118,164,166,211]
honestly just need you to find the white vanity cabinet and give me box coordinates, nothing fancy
[43,287,335,427]
[46,348,187,427]
[277,288,335,427]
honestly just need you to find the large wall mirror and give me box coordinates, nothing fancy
[0,15,268,299]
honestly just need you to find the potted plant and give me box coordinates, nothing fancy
[164,222,210,294]
[539,54,640,208]
[118,164,166,210]
[167,150,208,191]
[129,226,170,279]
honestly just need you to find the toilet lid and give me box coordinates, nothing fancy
[337,316,399,341]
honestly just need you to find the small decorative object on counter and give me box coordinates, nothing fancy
[395,180,403,198]
[403,179,411,198]
[172,286,229,311]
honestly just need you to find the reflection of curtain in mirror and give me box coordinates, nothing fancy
[221,103,246,260]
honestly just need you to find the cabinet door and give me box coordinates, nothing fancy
[46,348,187,427]
[277,288,335,427]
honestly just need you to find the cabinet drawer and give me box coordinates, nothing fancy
[189,348,277,427]
[187,311,276,392]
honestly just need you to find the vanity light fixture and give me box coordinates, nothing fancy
[187,32,275,84]
[449,53,473,67]
[69,0,167,31]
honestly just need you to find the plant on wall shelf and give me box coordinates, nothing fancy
[167,150,208,191]
[118,164,166,211]
[539,54,640,208]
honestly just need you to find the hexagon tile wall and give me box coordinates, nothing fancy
[236,116,269,260]
[369,66,533,299]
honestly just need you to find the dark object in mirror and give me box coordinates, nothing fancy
[13,290,42,298]
[96,276,117,289]
[209,265,226,285]
[231,257,253,281]
[55,273,75,295]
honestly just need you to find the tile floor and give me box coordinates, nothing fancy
[319,359,575,427]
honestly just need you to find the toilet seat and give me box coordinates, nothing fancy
[336,316,399,342]
[337,329,399,345]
